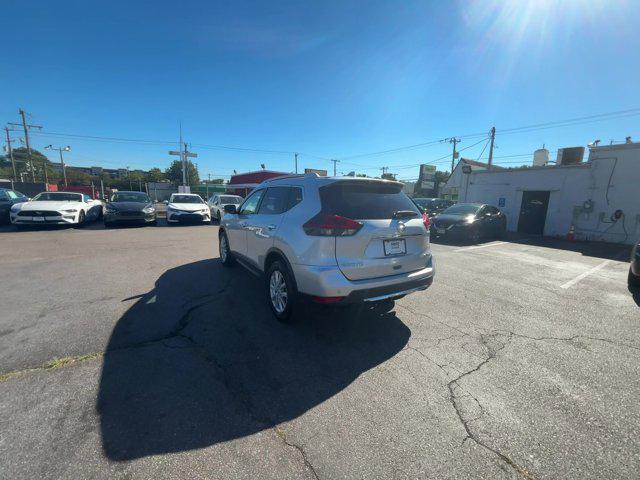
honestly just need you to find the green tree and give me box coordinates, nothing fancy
[147,167,165,183]
[1,147,52,181]
[165,160,199,185]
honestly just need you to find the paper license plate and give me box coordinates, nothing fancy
[383,238,406,256]
[32,217,45,222]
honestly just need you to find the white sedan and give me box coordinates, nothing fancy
[10,191,103,226]
[165,193,211,224]
[207,194,243,222]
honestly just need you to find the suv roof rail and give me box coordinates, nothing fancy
[262,173,318,183]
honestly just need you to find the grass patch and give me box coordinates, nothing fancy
[0,352,103,383]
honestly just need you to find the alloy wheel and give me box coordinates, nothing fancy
[269,270,288,314]
[220,235,228,262]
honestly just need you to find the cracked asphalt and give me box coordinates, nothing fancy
[0,222,638,479]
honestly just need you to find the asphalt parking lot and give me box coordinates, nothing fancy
[0,221,638,479]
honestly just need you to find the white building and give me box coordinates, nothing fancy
[441,158,505,202]
[443,142,640,245]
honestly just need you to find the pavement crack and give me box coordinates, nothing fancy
[275,426,320,480]
[446,332,536,480]
[492,329,640,352]
[0,352,104,383]
[396,303,475,338]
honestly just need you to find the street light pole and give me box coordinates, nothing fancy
[45,145,71,187]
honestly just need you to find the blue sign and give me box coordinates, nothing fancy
[498,197,506,207]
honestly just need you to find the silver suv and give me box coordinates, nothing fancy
[219,174,435,321]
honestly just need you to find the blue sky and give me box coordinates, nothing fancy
[2,0,640,180]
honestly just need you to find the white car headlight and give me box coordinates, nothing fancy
[10,205,22,212]
[62,208,78,213]
[142,206,155,213]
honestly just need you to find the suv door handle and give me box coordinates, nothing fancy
[240,221,248,228]
[267,224,276,230]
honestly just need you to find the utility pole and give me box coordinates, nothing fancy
[295,152,298,174]
[180,125,187,186]
[168,126,197,190]
[9,109,42,182]
[45,145,71,187]
[487,126,496,170]
[448,137,460,173]
[331,159,340,176]
[4,127,17,181]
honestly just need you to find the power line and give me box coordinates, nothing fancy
[336,107,640,162]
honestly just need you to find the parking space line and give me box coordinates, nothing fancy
[560,260,612,289]
[453,241,509,253]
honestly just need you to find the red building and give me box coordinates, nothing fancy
[226,170,290,197]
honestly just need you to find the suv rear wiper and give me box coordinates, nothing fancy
[393,210,419,219]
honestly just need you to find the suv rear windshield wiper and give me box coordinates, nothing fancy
[393,210,419,219]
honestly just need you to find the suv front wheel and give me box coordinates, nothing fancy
[266,261,297,322]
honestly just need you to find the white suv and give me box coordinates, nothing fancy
[219,174,434,321]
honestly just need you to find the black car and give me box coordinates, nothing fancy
[413,198,454,217]
[629,241,640,288]
[0,188,29,224]
[431,203,507,243]
[103,191,157,227]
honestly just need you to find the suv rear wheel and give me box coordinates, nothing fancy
[219,231,235,266]
[267,260,297,322]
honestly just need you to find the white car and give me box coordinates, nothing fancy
[10,191,103,226]
[165,193,211,224]
[207,194,243,222]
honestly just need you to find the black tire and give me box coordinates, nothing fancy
[497,223,507,239]
[469,228,481,244]
[219,231,235,267]
[629,268,640,288]
[77,210,86,226]
[104,221,111,229]
[266,260,297,323]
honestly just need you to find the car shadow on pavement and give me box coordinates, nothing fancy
[504,233,631,261]
[97,259,410,461]
[628,285,640,307]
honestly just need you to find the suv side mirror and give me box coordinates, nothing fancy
[163,200,169,205]
[224,204,237,214]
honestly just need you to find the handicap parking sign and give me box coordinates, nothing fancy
[498,197,506,207]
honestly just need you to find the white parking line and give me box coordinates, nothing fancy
[560,260,612,289]
[454,241,509,253]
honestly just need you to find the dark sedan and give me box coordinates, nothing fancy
[0,188,29,224]
[103,191,157,227]
[629,241,640,288]
[431,203,507,243]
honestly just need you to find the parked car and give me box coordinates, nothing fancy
[629,241,640,288]
[207,194,243,222]
[104,191,156,227]
[431,203,506,243]
[165,193,211,224]
[413,198,454,217]
[0,188,29,224]
[219,174,435,321]
[10,191,103,227]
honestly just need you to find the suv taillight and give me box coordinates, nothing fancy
[422,212,431,230]
[303,213,363,236]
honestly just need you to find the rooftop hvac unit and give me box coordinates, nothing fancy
[533,148,549,167]
[557,147,585,166]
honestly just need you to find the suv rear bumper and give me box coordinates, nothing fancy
[293,256,434,302]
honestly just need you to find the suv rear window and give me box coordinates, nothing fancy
[319,181,419,220]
